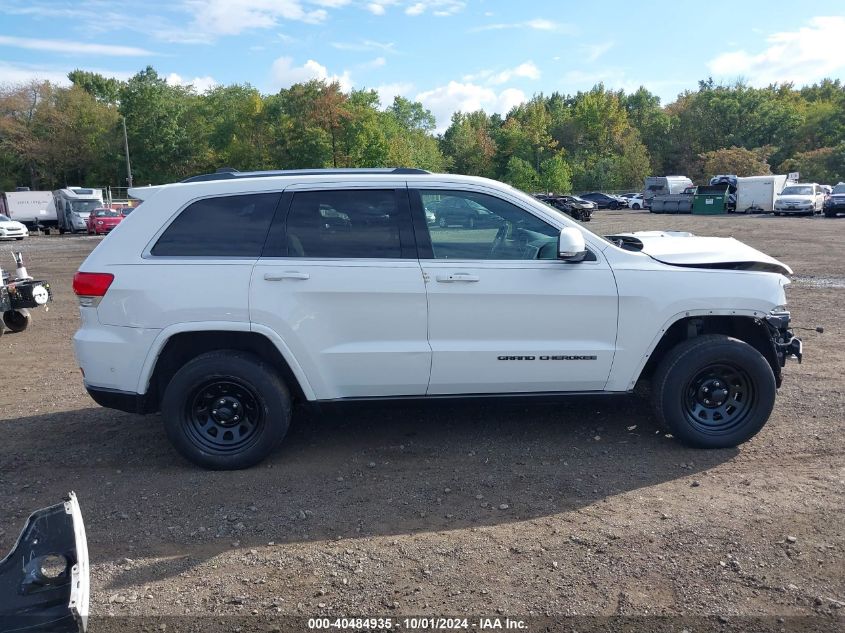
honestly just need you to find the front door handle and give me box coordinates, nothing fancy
[436,273,479,283]
[264,271,310,281]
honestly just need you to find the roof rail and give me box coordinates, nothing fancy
[180,167,431,183]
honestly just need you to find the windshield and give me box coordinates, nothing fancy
[121,207,134,215]
[94,209,121,217]
[70,200,101,215]
[0,214,11,222]
[833,184,845,194]
[781,186,813,196]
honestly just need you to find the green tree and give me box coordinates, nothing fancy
[539,154,572,193]
[698,146,772,181]
[504,156,539,191]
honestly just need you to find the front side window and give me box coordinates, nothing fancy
[151,193,280,257]
[420,190,558,260]
[284,189,402,258]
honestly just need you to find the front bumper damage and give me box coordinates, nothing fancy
[764,311,802,384]
[0,492,89,633]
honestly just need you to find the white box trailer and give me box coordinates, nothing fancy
[0,191,57,230]
[735,175,793,213]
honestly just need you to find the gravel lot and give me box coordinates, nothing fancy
[0,210,843,630]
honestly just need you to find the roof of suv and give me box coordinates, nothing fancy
[128,168,504,201]
[180,167,430,183]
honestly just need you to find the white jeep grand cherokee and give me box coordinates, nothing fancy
[73,168,802,469]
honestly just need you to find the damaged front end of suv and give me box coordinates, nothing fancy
[0,492,89,633]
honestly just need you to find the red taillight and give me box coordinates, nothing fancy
[72,272,114,297]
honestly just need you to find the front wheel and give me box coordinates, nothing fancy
[632,203,641,210]
[161,350,291,469]
[652,335,776,448]
[2,309,31,333]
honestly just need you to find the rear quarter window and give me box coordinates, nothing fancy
[151,193,280,257]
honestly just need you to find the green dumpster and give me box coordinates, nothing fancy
[692,185,729,215]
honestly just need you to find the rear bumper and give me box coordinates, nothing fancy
[85,384,153,414]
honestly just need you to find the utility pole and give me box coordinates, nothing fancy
[122,116,133,188]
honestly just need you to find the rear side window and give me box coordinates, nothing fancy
[284,190,403,258]
[151,193,280,257]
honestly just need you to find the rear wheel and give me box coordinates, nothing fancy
[161,350,291,469]
[652,335,776,448]
[632,203,641,210]
[438,216,448,228]
[2,309,30,333]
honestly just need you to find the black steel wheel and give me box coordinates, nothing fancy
[2,309,31,333]
[162,350,291,469]
[652,334,776,448]
[185,379,264,455]
[682,363,755,436]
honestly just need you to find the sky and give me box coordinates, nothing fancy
[1,0,845,131]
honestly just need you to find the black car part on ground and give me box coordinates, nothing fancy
[532,195,593,222]
[0,492,89,633]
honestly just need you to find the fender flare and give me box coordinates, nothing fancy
[626,307,772,389]
[135,321,316,400]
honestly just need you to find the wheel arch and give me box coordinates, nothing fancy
[636,314,781,388]
[139,326,314,413]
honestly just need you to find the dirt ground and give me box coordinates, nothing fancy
[1,210,843,631]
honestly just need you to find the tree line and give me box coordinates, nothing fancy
[1,66,844,194]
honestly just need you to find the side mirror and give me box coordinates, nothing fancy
[558,227,587,261]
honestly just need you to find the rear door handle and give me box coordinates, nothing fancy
[436,273,479,283]
[264,271,310,281]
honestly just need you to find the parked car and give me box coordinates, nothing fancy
[86,207,124,235]
[73,167,801,469]
[626,193,646,210]
[824,182,845,218]
[533,194,593,222]
[773,183,826,216]
[433,195,497,228]
[0,214,28,240]
[579,192,627,209]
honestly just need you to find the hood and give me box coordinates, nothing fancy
[606,230,793,275]
[0,220,26,230]
[777,195,813,203]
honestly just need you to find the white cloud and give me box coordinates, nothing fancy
[366,56,387,68]
[404,0,464,17]
[462,61,540,85]
[488,61,540,85]
[270,56,352,91]
[375,81,414,107]
[472,18,570,33]
[0,35,154,56]
[0,60,133,87]
[166,73,219,93]
[331,39,396,52]
[184,0,328,36]
[364,0,396,14]
[708,16,845,86]
[415,81,526,132]
[583,42,613,63]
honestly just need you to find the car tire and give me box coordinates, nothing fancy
[438,216,448,228]
[609,201,619,210]
[651,334,776,449]
[824,209,837,218]
[161,350,291,470]
[2,309,31,333]
[632,203,641,210]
